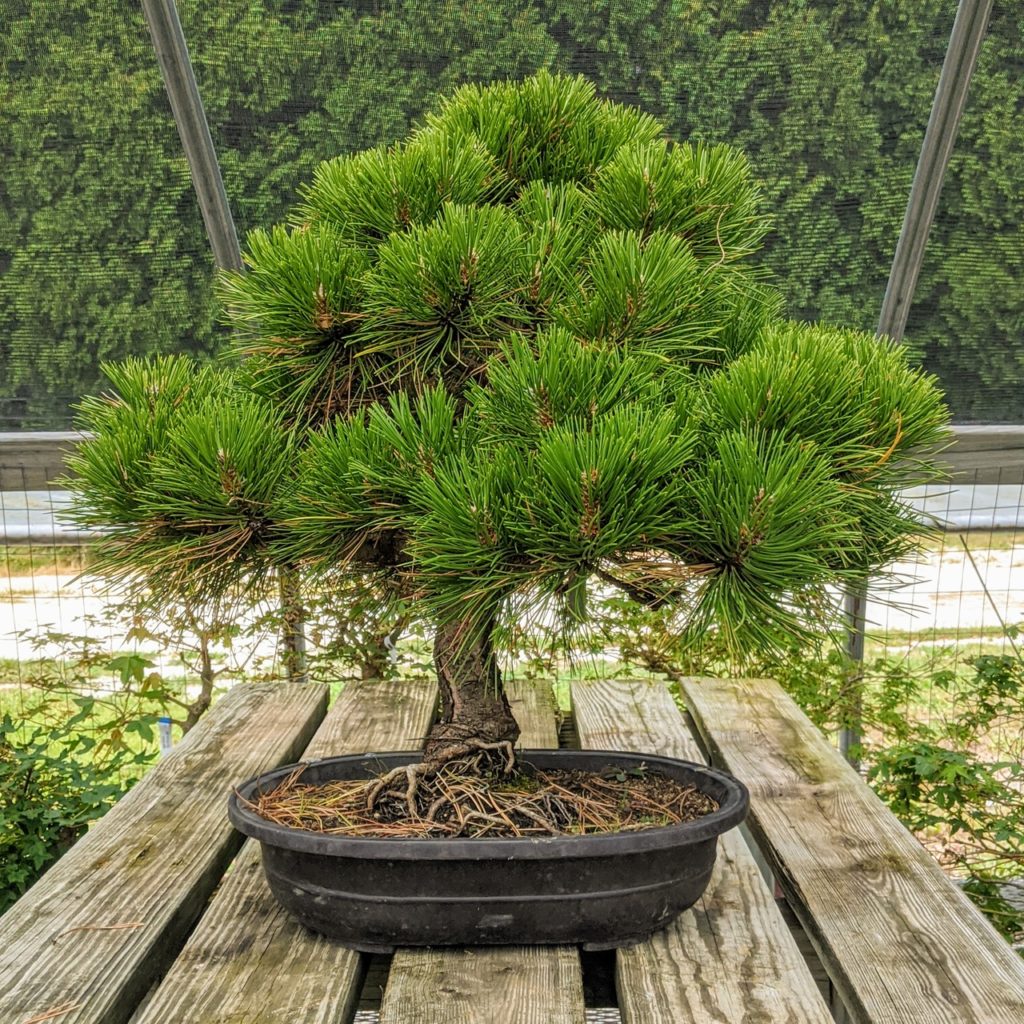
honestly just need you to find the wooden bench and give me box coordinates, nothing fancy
[3,674,1023,1024]
[0,680,328,1024]
[680,675,1024,1024]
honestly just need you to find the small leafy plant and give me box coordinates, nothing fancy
[0,708,152,913]
[1,594,247,907]
[865,652,1024,946]
[739,638,1024,946]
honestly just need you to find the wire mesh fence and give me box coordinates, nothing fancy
[0,439,293,766]
[866,471,1024,664]
[4,2,1021,717]
[2,434,1021,727]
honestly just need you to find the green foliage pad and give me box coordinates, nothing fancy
[69,71,950,658]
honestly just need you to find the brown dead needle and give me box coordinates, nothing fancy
[241,757,718,839]
[22,1003,83,1024]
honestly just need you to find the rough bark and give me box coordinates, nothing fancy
[278,566,308,683]
[181,634,216,733]
[422,618,520,765]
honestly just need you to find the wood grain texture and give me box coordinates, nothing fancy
[131,674,440,1024]
[680,675,1024,1024]
[303,672,439,760]
[380,946,586,1024]
[381,678,586,1024]
[132,848,361,1024]
[0,682,328,1024]
[505,674,562,748]
[572,678,833,1024]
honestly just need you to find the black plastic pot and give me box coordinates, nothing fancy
[228,749,748,951]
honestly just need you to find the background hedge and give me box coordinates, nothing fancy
[2,1,1021,426]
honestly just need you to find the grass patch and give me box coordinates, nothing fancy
[0,543,97,578]
[918,529,1024,554]
[865,624,1014,647]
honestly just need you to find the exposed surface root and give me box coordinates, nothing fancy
[362,740,517,817]
[243,757,719,840]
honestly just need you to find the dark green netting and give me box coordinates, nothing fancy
[1,1,1021,427]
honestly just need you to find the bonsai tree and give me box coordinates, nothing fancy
[68,72,948,790]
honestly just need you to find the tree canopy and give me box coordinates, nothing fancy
[67,71,949,658]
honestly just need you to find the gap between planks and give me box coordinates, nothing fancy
[0,681,328,1024]
[680,674,1024,1024]
[129,674,439,1024]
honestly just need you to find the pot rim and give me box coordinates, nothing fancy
[228,748,749,860]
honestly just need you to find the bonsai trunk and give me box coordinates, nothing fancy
[422,618,520,766]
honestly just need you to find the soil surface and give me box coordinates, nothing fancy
[245,759,719,839]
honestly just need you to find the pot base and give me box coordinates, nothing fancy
[229,750,748,950]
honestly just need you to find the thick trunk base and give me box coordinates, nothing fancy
[364,619,520,814]
[423,619,520,766]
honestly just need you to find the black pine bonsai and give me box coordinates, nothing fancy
[68,72,948,792]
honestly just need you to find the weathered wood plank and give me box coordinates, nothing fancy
[380,946,586,1024]
[379,677,586,1024]
[132,674,439,1024]
[0,681,328,1024]
[505,673,562,748]
[680,675,1024,1024]
[0,431,81,490]
[572,678,833,1024]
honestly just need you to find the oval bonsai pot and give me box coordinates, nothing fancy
[228,749,748,951]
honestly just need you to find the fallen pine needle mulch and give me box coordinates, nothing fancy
[241,759,718,839]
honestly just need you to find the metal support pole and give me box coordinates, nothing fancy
[143,2,309,680]
[141,0,243,272]
[840,585,867,763]
[876,0,993,343]
[841,0,993,762]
